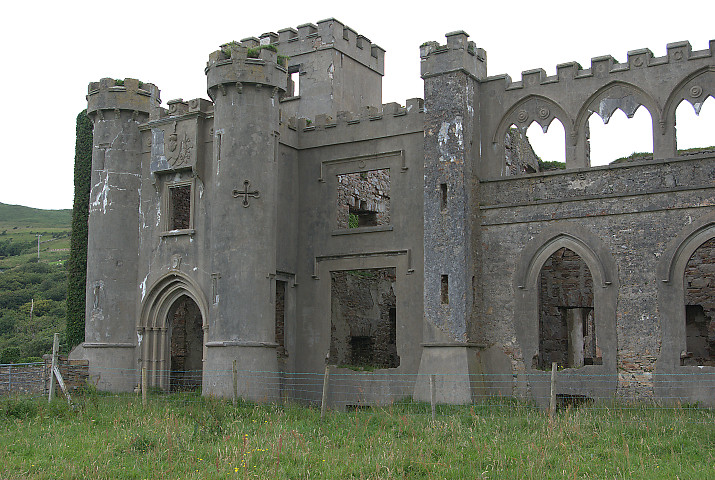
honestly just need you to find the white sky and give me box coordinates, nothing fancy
[1,0,713,209]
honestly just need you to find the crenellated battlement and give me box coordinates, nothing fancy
[284,98,423,133]
[420,31,486,80]
[205,43,287,96]
[86,77,160,118]
[482,40,715,91]
[255,18,384,75]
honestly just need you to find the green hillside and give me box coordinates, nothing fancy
[0,203,72,363]
[0,202,71,229]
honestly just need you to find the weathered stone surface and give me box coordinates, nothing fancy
[78,20,715,405]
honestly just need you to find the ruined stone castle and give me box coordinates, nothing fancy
[74,18,715,406]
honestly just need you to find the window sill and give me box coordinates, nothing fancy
[161,229,195,237]
[331,225,393,236]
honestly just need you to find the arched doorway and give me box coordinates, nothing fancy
[138,273,208,391]
[536,247,600,369]
[683,237,715,366]
[167,295,204,391]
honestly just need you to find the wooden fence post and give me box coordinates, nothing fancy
[48,333,59,403]
[430,374,437,422]
[320,365,330,420]
[7,365,11,393]
[232,359,238,407]
[141,367,147,406]
[549,362,557,417]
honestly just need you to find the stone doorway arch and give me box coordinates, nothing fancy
[167,295,204,391]
[138,273,208,391]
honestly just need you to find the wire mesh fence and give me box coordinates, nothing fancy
[6,361,712,420]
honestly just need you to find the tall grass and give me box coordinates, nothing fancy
[0,393,713,479]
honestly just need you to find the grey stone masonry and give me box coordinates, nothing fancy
[78,18,715,406]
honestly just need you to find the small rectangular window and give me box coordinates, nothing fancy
[169,185,191,230]
[441,275,449,304]
[163,180,194,235]
[440,183,448,211]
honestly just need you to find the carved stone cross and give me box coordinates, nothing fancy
[232,180,260,207]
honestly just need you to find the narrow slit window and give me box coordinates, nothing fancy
[440,183,448,211]
[288,65,301,97]
[441,275,449,304]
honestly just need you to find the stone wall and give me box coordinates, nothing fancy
[336,169,390,228]
[504,127,540,176]
[1,363,45,395]
[330,268,398,369]
[43,356,89,393]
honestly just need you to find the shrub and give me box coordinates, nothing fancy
[0,346,21,364]
[1,398,38,419]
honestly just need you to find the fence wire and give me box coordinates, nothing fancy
[4,362,713,417]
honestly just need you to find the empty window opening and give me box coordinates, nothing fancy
[441,275,449,304]
[675,96,715,155]
[289,70,300,97]
[169,184,191,230]
[275,280,287,359]
[683,237,715,366]
[337,169,390,229]
[535,248,599,370]
[329,268,399,369]
[440,183,448,210]
[168,296,203,392]
[524,119,566,172]
[587,107,653,166]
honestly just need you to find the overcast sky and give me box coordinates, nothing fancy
[1,0,712,210]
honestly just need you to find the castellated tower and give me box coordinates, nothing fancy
[203,44,286,398]
[416,32,487,403]
[84,78,161,391]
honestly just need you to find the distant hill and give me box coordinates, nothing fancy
[0,202,71,229]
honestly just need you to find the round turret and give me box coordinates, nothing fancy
[87,77,160,119]
[205,44,287,96]
[83,77,159,393]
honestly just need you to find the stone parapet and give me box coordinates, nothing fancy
[482,40,715,92]
[420,31,486,80]
[285,98,423,132]
[87,77,160,117]
[206,43,287,94]
[264,18,384,75]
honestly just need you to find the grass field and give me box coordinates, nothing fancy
[0,393,713,479]
[0,203,71,230]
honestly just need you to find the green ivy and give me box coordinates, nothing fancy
[66,110,92,349]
